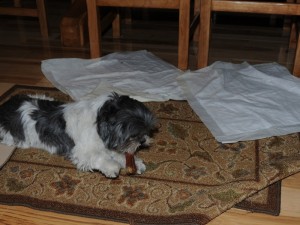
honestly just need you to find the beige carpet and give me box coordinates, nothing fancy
[0,85,299,225]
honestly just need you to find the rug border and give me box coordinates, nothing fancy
[235,181,281,216]
[0,194,210,225]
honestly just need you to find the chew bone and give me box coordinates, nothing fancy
[125,152,137,175]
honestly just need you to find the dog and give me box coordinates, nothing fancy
[0,92,156,178]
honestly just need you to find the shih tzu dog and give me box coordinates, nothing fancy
[0,93,156,178]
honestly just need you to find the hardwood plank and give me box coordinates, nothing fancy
[0,205,127,225]
[208,208,300,225]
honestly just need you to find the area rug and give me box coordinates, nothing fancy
[0,85,299,225]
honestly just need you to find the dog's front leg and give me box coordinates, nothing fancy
[72,150,122,178]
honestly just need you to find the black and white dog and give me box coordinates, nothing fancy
[0,93,156,178]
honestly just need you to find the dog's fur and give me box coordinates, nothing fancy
[0,93,156,178]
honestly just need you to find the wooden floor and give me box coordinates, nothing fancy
[0,0,300,224]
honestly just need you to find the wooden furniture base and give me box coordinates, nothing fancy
[86,0,191,70]
[0,0,48,38]
[197,0,300,77]
[60,0,87,47]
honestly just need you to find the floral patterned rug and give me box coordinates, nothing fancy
[0,86,299,225]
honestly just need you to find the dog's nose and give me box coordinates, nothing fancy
[140,137,146,145]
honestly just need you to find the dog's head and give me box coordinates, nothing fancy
[96,93,156,154]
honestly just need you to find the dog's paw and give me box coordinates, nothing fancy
[101,163,121,178]
[135,157,146,174]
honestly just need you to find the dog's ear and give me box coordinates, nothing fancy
[96,94,120,148]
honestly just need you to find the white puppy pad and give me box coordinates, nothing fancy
[41,50,184,102]
[178,61,300,143]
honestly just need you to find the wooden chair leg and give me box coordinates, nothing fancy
[197,0,212,68]
[292,24,300,77]
[289,22,297,49]
[178,0,190,70]
[112,9,121,38]
[193,0,200,42]
[36,0,48,38]
[86,0,101,58]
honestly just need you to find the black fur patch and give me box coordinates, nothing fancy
[30,98,75,156]
[0,95,31,143]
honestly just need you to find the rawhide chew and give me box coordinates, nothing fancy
[125,152,137,175]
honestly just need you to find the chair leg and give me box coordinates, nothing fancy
[289,22,297,49]
[36,0,48,38]
[197,0,212,68]
[292,24,300,77]
[193,0,200,42]
[178,0,190,70]
[86,0,101,58]
[112,9,121,38]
